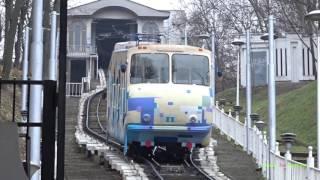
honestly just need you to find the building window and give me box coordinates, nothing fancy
[142,21,159,34]
[251,51,267,86]
[68,22,87,51]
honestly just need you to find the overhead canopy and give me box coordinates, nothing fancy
[68,0,170,19]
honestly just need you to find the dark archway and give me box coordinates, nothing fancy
[95,19,137,69]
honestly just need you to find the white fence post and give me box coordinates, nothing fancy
[262,131,268,177]
[220,107,224,135]
[243,118,247,151]
[227,109,232,140]
[307,146,315,168]
[228,109,232,117]
[307,146,315,179]
[285,149,292,180]
[275,142,280,156]
[234,117,237,144]
[252,127,256,158]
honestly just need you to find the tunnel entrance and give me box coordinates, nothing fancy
[95,19,137,69]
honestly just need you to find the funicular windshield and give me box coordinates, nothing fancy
[172,54,209,86]
[130,53,169,83]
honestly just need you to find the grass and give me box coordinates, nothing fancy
[0,85,21,123]
[0,66,23,123]
[216,82,316,153]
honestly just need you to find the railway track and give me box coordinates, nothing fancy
[75,87,228,180]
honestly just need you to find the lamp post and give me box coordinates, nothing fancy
[49,11,57,81]
[198,34,210,49]
[260,16,278,179]
[280,133,296,160]
[232,39,245,120]
[211,32,216,105]
[184,22,188,45]
[305,9,320,168]
[29,0,44,179]
[21,27,30,113]
[259,16,279,153]
[245,30,252,154]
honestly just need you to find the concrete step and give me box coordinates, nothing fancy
[212,131,264,180]
[65,96,121,180]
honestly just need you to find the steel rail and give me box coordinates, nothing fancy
[83,89,217,180]
[84,90,122,148]
[84,92,164,179]
[85,90,105,139]
[189,152,216,180]
[144,158,164,180]
[96,95,107,132]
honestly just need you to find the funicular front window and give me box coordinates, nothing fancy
[130,53,169,84]
[172,54,209,86]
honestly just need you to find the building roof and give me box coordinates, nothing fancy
[68,0,170,18]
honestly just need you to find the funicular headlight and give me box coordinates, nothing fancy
[143,113,151,122]
[189,115,197,123]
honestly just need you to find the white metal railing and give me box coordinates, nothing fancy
[98,69,106,87]
[67,44,97,57]
[75,69,105,96]
[81,77,90,93]
[66,82,82,97]
[213,101,320,180]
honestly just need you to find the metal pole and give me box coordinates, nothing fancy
[246,30,252,153]
[184,23,188,45]
[55,31,60,80]
[89,57,92,81]
[236,47,240,106]
[96,56,99,79]
[211,32,215,105]
[317,33,320,168]
[49,11,57,80]
[29,0,43,179]
[268,15,276,152]
[57,0,67,178]
[21,27,30,112]
[235,46,241,121]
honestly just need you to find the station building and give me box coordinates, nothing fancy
[240,34,317,87]
[67,0,171,86]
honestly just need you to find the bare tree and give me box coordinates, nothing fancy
[184,0,257,90]
[14,0,30,68]
[186,0,320,87]
[1,0,24,79]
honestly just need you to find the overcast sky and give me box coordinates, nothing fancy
[68,0,188,10]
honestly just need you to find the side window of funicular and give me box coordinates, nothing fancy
[172,54,209,86]
[130,53,169,84]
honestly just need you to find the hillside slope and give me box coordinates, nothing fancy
[216,82,316,152]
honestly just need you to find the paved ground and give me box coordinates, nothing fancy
[213,130,264,180]
[64,97,121,180]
